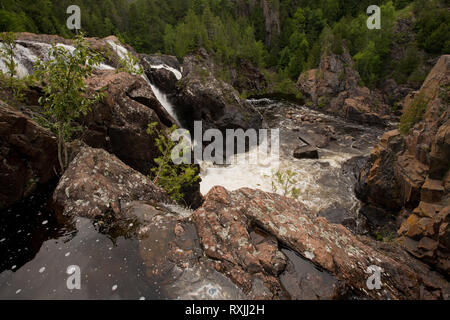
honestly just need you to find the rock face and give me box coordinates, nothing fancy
[260,0,281,46]
[357,130,406,211]
[358,55,450,274]
[81,71,176,174]
[0,101,58,209]
[174,49,262,132]
[52,146,170,218]
[297,47,391,125]
[140,54,182,93]
[193,187,449,299]
[230,59,268,94]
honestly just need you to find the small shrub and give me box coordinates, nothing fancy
[0,32,18,82]
[147,122,200,203]
[399,92,430,134]
[118,51,143,75]
[271,169,300,200]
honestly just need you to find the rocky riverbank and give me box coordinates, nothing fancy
[0,33,449,300]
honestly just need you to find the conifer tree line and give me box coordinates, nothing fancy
[0,0,448,88]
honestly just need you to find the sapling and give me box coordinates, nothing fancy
[147,122,199,203]
[34,34,105,173]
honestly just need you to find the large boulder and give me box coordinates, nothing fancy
[357,129,406,211]
[81,71,176,174]
[0,101,58,209]
[297,46,391,125]
[193,187,449,299]
[52,146,170,218]
[174,49,262,132]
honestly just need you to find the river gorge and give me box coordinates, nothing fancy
[0,33,448,300]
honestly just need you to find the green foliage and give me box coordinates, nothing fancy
[354,41,382,88]
[375,231,396,242]
[146,122,199,203]
[271,169,300,200]
[0,32,32,103]
[0,0,443,95]
[399,92,430,134]
[0,32,18,82]
[414,1,450,54]
[34,34,104,173]
[163,6,267,68]
[118,51,143,75]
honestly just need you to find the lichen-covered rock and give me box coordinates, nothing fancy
[52,146,170,218]
[398,203,450,274]
[0,101,58,209]
[194,186,449,300]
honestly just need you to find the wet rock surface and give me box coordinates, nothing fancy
[293,145,319,160]
[50,146,244,299]
[0,101,58,209]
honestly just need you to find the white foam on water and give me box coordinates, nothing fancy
[200,138,281,196]
[0,42,38,78]
[149,64,182,80]
[106,39,129,61]
[200,145,358,214]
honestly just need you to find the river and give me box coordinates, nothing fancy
[0,38,386,299]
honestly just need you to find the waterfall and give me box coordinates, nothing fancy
[106,40,182,126]
[146,77,182,126]
[1,37,181,127]
[148,64,182,80]
[0,42,37,78]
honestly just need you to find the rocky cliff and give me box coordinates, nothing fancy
[358,55,450,274]
[297,46,392,125]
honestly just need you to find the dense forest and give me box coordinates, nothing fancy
[1,0,449,89]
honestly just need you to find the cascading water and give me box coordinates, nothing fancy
[106,40,182,125]
[0,36,385,300]
[0,40,115,78]
[147,80,181,125]
[199,100,384,222]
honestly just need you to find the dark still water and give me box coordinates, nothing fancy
[0,190,161,300]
